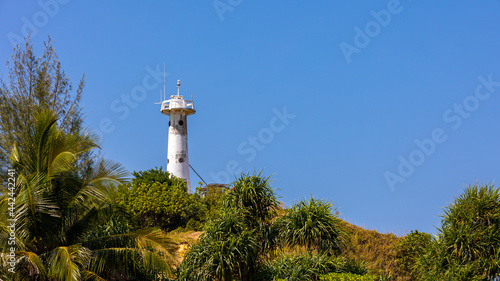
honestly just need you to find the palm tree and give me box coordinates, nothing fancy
[0,110,175,280]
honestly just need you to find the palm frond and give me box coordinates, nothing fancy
[64,206,101,245]
[47,245,91,281]
[14,172,60,248]
[86,158,129,187]
[32,111,59,174]
[48,151,76,179]
[16,251,48,279]
[83,228,176,278]
[81,270,106,281]
[90,247,173,279]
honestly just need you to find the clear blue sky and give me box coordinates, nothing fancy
[1,0,500,235]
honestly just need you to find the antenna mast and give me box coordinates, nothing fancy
[163,62,166,100]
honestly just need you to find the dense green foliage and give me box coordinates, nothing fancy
[118,168,196,231]
[0,37,88,182]
[0,111,176,280]
[131,167,174,186]
[84,207,135,240]
[177,184,500,280]
[178,208,259,281]
[178,172,361,281]
[256,252,345,281]
[319,273,377,281]
[393,230,431,280]
[179,172,278,281]
[222,172,278,226]
[117,167,222,231]
[417,184,500,280]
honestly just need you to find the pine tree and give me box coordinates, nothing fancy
[0,36,88,180]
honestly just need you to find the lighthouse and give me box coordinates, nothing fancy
[161,80,195,192]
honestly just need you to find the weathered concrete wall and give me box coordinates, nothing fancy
[167,112,191,192]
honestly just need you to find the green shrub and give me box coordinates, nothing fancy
[178,208,259,281]
[277,196,344,255]
[179,172,283,281]
[222,171,279,227]
[393,230,431,279]
[256,252,345,281]
[342,258,369,276]
[417,184,500,280]
[320,273,376,281]
[117,168,217,231]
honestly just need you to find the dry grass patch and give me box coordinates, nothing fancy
[167,230,203,266]
[340,220,401,277]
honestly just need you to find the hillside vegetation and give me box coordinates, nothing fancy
[170,218,405,279]
[1,37,500,281]
[341,221,401,278]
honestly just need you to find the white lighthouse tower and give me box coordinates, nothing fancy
[161,80,196,192]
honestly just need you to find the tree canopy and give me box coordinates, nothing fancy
[0,36,87,181]
[117,167,222,231]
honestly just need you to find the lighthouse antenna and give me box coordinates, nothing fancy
[163,62,166,100]
[177,80,181,96]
